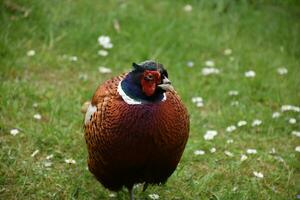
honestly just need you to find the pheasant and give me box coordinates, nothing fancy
[83,61,189,199]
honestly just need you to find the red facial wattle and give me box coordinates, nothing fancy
[141,70,161,96]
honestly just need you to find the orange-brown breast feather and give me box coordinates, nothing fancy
[84,74,189,191]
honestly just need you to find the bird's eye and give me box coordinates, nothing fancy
[144,74,154,81]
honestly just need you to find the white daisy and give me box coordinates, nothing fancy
[237,120,247,127]
[108,193,116,198]
[228,90,239,96]
[269,148,276,154]
[210,147,216,153]
[232,186,238,192]
[98,66,112,74]
[149,193,160,200]
[98,35,113,49]
[69,56,78,62]
[65,159,76,164]
[44,161,52,168]
[205,60,215,67]
[224,151,234,157]
[202,67,220,76]
[32,102,38,108]
[33,113,42,120]
[98,50,109,57]
[281,105,300,112]
[191,96,204,107]
[245,70,256,78]
[27,50,35,56]
[98,35,110,45]
[272,112,280,118]
[277,67,288,75]
[288,118,296,124]
[46,154,54,160]
[191,96,203,103]
[226,125,236,132]
[204,130,218,140]
[224,48,232,56]
[252,119,262,127]
[253,171,264,178]
[226,139,234,144]
[246,149,257,154]
[240,154,248,161]
[196,102,204,107]
[10,129,19,136]
[194,150,205,155]
[295,146,300,152]
[291,131,300,137]
[183,4,192,12]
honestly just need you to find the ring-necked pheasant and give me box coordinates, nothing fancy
[83,61,189,199]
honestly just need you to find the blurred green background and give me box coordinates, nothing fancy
[1,0,300,199]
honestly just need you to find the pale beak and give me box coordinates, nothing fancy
[157,77,174,92]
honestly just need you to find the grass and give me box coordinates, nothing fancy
[1,0,300,199]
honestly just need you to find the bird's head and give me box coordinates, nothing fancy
[119,60,174,103]
[131,61,174,96]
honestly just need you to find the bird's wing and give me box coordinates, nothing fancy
[84,73,126,146]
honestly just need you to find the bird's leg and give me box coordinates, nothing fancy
[128,185,134,200]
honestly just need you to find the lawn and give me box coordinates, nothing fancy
[1,0,300,199]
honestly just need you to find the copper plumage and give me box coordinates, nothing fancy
[83,61,189,199]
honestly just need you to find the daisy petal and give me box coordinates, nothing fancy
[204,130,218,140]
[149,193,160,200]
[245,70,256,78]
[194,150,205,155]
[10,129,19,136]
[253,171,264,178]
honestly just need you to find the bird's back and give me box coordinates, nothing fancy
[84,74,189,191]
